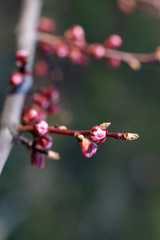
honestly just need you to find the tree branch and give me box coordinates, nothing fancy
[38,32,157,67]
[0,0,43,175]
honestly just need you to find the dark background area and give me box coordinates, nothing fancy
[0,0,160,239]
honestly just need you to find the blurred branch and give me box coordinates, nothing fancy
[38,32,157,69]
[117,0,160,17]
[0,0,43,175]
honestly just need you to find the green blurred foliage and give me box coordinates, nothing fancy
[0,0,160,240]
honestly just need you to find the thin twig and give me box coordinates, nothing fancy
[0,0,43,175]
[16,124,139,140]
[138,0,160,8]
[37,32,157,65]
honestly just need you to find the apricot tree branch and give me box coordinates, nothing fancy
[0,0,43,175]
[37,32,158,68]
[16,124,139,141]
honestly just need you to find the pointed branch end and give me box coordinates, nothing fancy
[123,133,139,141]
[47,150,60,160]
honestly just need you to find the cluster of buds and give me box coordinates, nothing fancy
[76,123,139,158]
[22,87,60,124]
[6,48,61,127]
[88,34,123,68]
[18,120,59,169]
[18,43,61,125]
[75,123,110,158]
[9,49,30,86]
[76,122,139,158]
[31,120,59,168]
[37,17,160,71]
[38,21,124,68]
[16,121,139,168]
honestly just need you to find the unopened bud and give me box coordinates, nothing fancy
[16,49,29,67]
[34,60,48,76]
[100,122,111,129]
[47,150,60,160]
[123,133,139,141]
[35,135,53,149]
[90,125,107,143]
[128,58,141,70]
[22,107,47,125]
[9,72,24,86]
[88,44,106,59]
[76,133,84,140]
[40,87,59,101]
[32,93,50,109]
[38,17,56,33]
[155,46,160,61]
[69,48,88,65]
[106,58,121,68]
[54,41,69,58]
[117,0,137,14]
[104,34,122,48]
[64,25,85,41]
[79,137,98,158]
[31,152,45,169]
[58,125,68,130]
[33,120,49,137]
[47,103,60,115]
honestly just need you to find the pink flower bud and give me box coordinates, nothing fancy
[79,137,98,158]
[69,48,88,65]
[22,108,39,124]
[54,41,69,58]
[35,135,53,150]
[90,126,107,143]
[34,60,48,76]
[88,44,106,59]
[38,17,56,33]
[104,34,122,48]
[22,107,47,124]
[40,135,53,149]
[117,0,137,14]
[9,72,24,86]
[33,120,49,137]
[31,152,45,169]
[47,103,60,115]
[51,68,63,82]
[65,25,85,41]
[32,93,50,109]
[40,87,59,102]
[106,58,121,68]
[16,49,29,66]
[39,42,53,54]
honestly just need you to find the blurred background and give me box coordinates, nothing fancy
[0,0,160,239]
